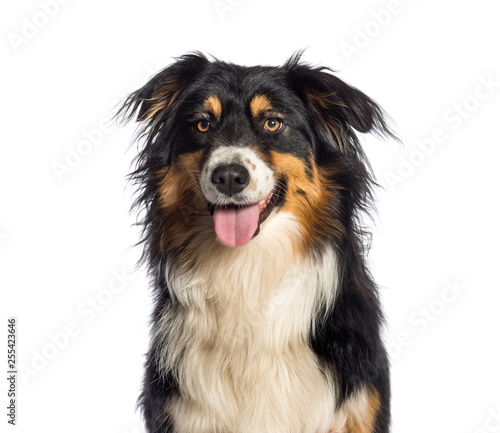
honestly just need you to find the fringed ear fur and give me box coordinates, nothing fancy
[116,52,210,126]
[285,55,397,154]
[115,52,211,186]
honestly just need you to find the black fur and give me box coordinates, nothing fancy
[119,52,396,433]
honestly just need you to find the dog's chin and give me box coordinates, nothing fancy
[207,189,279,247]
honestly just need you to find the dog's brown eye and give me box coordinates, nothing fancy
[264,118,282,132]
[197,119,211,132]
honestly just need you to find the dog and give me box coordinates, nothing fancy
[119,52,395,433]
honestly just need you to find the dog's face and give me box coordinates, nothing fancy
[167,64,321,248]
[121,53,393,253]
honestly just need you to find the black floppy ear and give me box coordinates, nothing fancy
[116,53,210,170]
[117,52,210,124]
[286,55,396,153]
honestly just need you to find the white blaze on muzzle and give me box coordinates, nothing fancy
[200,146,276,247]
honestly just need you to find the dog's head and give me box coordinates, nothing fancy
[120,53,394,254]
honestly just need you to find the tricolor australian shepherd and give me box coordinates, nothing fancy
[120,52,395,433]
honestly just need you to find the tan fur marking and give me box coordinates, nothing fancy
[269,151,344,252]
[142,80,181,121]
[344,389,380,433]
[203,95,222,118]
[157,150,207,255]
[250,94,273,117]
[308,90,346,110]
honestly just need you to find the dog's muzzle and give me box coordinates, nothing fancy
[200,147,277,247]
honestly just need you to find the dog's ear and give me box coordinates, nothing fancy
[117,53,210,174]
[117,52,209,124]
[286,55,396,153]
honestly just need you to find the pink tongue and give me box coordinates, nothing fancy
[213,204,260,247]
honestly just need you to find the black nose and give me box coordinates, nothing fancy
[211,163,250,197]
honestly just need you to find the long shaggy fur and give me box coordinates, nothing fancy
[119,52,396,433]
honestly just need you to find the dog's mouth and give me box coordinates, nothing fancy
[208,189,279,247]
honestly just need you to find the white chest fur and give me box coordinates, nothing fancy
[154,213,340,433]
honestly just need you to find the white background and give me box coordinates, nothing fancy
[2,1,499,432]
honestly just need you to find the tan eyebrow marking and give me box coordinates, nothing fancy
[203,95,222,118]
[250,94,273,117]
